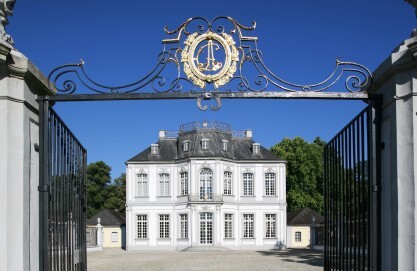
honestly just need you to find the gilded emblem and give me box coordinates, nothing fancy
[181,31,239,89]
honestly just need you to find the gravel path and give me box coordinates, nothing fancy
[87,248,323,271]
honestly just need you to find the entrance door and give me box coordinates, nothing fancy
[200,212,213,245]
[200,168,213,200]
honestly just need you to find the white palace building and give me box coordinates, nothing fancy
[125,121,287,251]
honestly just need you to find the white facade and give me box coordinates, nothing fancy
[125,123,286,251]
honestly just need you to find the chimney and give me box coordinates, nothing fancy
[245,129,253,138]
[159,130,166,139]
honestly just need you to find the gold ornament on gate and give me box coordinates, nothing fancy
[181,31,239,89]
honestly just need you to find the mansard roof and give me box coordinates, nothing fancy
[126,121,283,163]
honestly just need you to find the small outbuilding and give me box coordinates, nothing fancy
[287,207,323,248]
[87,209,126,249]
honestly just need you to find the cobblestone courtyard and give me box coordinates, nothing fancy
[87,248,323,271]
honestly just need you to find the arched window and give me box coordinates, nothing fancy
[159,173,170,196]
[136,173,148,197]
[200,168,213,200]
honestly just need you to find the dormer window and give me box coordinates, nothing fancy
[222,140,228,151]
[151,144,159,155]
[183,140,190,152]
[252,143,260,155]
[201,138,209,150]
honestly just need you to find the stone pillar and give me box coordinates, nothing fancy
[0,28,55,271]
[369,33,417,271]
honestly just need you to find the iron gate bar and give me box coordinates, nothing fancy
[324,100,381,271]
[369,99,382,271]
[36,91,371,102]
[39,100,49,271]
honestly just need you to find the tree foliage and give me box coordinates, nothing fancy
[270,137,325,214]
[86,161,126,218]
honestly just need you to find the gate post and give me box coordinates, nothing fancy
[0,41,55,271]
[369,24,417,270]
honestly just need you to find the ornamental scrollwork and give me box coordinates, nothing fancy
[48,16,373,111]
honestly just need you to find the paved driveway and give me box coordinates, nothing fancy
[87,248,323,271]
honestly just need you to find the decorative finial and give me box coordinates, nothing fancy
[0,0,15,45]
[405,0,417,37]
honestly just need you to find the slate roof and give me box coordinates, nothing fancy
[86,209,126,227]
[127,123,283,163]
[287,207,324,226]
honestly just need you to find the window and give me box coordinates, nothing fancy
[265,214,276,238]
[159,173,170,196]
[222,140,228,151]
[183,140,190,152]
[243,173,254,196]
[180,171,188,196]
[243,214,254,238]
[151,144,159,154]
[295,231,302,242]
[200,168,213,200]
[253,143,260,154]
[159,214,170,238]
[224,171,232,195]
[136,173,148,197]
[180,214,188,239]
[137,215,147,239]
[111,232,118,242]
[225,214,233,238]
[201,138,209,150]
[264,173,276,196]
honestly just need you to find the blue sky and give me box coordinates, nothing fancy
[8,1,415,179]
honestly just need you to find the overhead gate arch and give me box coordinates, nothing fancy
[37,16,380,271]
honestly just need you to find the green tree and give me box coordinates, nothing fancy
[86,161,111,218]
[270,137,325,214]
[104,173,126,213]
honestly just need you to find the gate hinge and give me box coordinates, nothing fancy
[373,185,379,192]
[38,185,50,193]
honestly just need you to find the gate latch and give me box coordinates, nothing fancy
[38,185,49,192]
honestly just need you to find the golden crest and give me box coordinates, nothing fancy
[181,31,239,89]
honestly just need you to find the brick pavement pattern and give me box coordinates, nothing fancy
[87,248,323,271]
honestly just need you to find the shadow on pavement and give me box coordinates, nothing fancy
[257,248,323,267]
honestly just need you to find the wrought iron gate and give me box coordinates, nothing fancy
[324,103,381,270]
[39,101,87,271]
[34,16,378,270]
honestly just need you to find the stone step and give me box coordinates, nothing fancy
[181,246,231,252]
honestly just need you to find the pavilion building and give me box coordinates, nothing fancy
[125,121,287,250]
